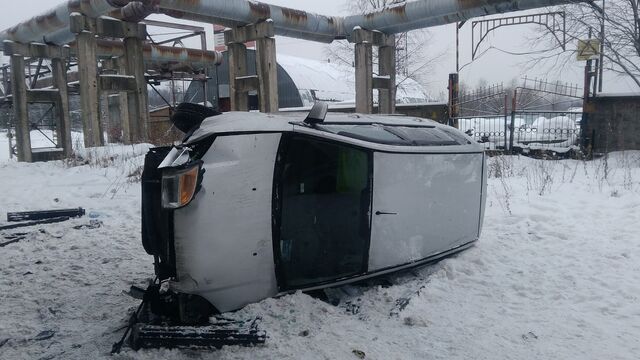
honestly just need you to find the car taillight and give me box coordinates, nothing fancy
[161,162,202,209]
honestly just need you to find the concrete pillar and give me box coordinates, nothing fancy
[124,36,149,143]
[10,55,31,162]
[107,95,123,143]
[256,36,279,113]
[378,35,396,115]
[116,56,131,144]
[228,42,248,111]
[51,57,72,156]
[355,42,373,114]
[76,31,103,147]
[2,66,10,97]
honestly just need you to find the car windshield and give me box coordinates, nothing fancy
[315,123,469,146]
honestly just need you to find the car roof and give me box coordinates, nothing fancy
[186,112,483,153]
[189,112,438,141]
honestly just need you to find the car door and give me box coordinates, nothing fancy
[273,134,372,290]
[368,152,484,272]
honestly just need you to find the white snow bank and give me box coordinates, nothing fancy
[1,151,639,359]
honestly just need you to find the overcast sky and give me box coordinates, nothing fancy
[1,0,637,97]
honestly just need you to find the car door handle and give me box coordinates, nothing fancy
[375,211,398,216]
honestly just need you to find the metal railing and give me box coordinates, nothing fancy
[455,110,583,152]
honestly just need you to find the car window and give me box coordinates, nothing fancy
[385,126,461,146]
[316,124,406,145]
[316,123,468,146]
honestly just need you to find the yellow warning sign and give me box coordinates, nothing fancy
[577,39,601,61]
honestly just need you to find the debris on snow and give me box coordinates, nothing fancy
[352,349,366,359]
[32,330,55,341]
[7,208,85,222]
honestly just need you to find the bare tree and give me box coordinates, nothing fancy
[527,0,640,89]
[326,0,445,92]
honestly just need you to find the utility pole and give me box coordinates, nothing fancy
[597,0,605,92]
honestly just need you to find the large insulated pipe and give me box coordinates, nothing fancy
[155,0,582,42]
[154,0,342,43]
[0,0,133,49]
[342,0,582,34]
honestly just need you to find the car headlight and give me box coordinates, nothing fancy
[161,162,202,209]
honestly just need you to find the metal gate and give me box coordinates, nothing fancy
[457,110,582,152]
[453,78,584,153]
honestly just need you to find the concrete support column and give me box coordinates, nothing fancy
[2,66,10,97]
[10,55,31,162]
[378,35,396,115]
[228,42,248,111]
[256,36,279,113]
[117,56,131,144]
[355,42,373,114]
[76,31,103,147]
[51,57,72,156]
[124,36,149,143]
[226,21,278,113]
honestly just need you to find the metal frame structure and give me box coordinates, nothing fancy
[471,11,566,60]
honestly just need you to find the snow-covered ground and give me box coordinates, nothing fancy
[0,130,85,162]
[1,147,639,360]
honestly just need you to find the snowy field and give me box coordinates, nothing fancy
[1,144,639,359]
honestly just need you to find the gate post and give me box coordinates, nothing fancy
[448,73,459,127]
[503,94,508,151]
[509,89,517,154]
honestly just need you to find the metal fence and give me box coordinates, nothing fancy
[456,110,583,152]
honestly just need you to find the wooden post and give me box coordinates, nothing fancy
[227,42,248,111]
[51,57,72,156]
[355,42,373,114]
[256,36,279,113]
[10,55,31,162]
[124,36,149,142]
[378,35,396,114]
[76,30,102,147]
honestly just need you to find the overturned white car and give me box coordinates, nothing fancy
[141,103,487,319]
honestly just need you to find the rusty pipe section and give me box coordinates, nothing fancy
[0,0,133,49]
[143,44,222,66]
[85,40,223,66]
[154,0,341,43]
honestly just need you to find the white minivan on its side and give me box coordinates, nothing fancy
[141,103,487,321]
